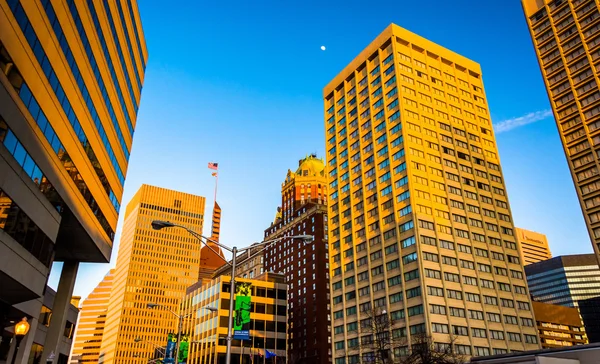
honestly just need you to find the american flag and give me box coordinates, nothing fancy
[208,162,218,170]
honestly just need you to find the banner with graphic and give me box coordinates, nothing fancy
[233,282,252,340]
[164,333,177,364]
[178,334,189,363]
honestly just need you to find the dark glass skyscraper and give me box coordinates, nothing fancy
[526,254,600,307]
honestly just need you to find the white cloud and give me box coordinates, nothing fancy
[493,109,554,134]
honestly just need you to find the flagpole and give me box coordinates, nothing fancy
[214,171,218,205]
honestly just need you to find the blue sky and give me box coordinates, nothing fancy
[49,0,593,299]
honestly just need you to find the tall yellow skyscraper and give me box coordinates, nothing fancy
[99,185,206,363]
[522,0,600,264]
[69,269,115,363]
[324,24,540,361]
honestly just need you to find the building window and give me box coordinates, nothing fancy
[0,189,54,268]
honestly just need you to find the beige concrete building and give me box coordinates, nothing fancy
[324,24,540,362]
[69,269,115,363]
[515,228,552,265]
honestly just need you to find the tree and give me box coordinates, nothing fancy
[351,307,405,364]
[398,333,466,364]
[350,308,466,364]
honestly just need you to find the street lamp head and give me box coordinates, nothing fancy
[204,306,218,313]
[14,317,30,336]
[147,303,159,309]
[295,235,314,244]
[151,220,175,231]
[134,337,142,343]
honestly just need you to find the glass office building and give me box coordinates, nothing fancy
[0,1,147,362]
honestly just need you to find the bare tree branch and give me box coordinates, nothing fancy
[347,307,467,364]
[398,333,466,364]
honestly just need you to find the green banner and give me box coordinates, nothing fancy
[178,334,189,363]
[233,282,252,340]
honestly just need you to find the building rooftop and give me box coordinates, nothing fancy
[323,23,482,97]
[525,254,598,275]
[294,154,325,176]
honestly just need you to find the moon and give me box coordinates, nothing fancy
[321,46,326,51]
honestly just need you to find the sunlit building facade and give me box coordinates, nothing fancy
[198,201,227,281]
[263,154,331,364]
[515,228,552,265]
[99,185,205,363]
[181,273,288,364]
[69,269,115,363]
[522,0,600,265]
[532,301,587,348]
[0,0,146,362]
[324,24,540,362]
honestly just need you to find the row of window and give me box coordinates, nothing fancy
[431,294,530,310]
[0,54,115,239]
[332,226,520,268]
[396,76,488,124]
[4,6,124,209]
[331,250,525,304]
[8,0,127,187]
[44,0,132,162]
[61,0,135,135]
[331,197,517,252]
[330,96,494,157]
[332,283,419,309]
[431,321,536,343]
[124,0,146,72]
[90,0,143,122]
[418,217,515,241]
[330,152,508,241]
[0,118,64,213]
[426,283,528,300]
[114,0,145,93]
[100,0,143,96]
[328,56,485,125]
[399,79,488,117]
[334,317,537,345]
[0,187,54,268]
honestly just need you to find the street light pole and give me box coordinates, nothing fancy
[176,314,183,364]
[151,220,313,364]
[226,247,237,364]
[146,304,191,364]
[10,318,30,364]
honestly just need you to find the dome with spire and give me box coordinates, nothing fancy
[295,154,325,177]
